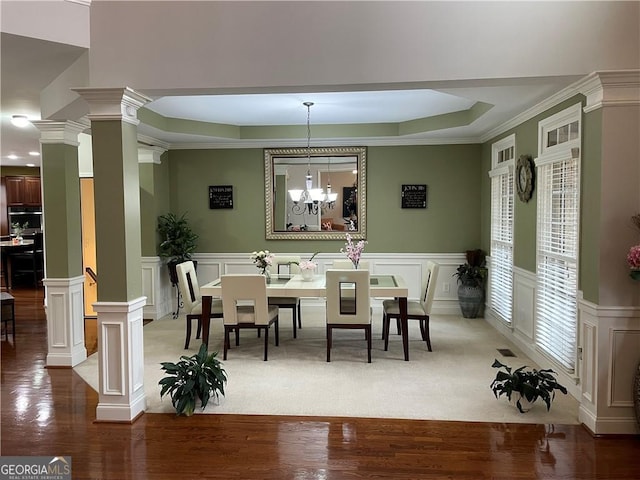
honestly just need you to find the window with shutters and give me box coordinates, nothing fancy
[489,134,515,324]
[535,103,581,373]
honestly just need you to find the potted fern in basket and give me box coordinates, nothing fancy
[159,344,227,416]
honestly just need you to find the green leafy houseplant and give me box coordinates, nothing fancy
[453,249,487,287]
[158,212,198,263]
[490,359,568,413]
[159,344,227,416]
[157,212,199,285]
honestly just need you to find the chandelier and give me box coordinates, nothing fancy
[288,102,330,215]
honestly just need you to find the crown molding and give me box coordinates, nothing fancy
[167,135,479,150]
[481,70,640,141]
[480,78,585,143]
[137,134,170,150]
[578,70,640,113]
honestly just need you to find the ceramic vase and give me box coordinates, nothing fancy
[457,283,484,318]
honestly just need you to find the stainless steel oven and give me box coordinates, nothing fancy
[8,206,42,234]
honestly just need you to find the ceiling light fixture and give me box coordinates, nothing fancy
[323,153,338,209]
[11,115,30,128]
[288,102,324,215]
[29,151,40,156]
[26,163,36,168]
[7,154,18,160]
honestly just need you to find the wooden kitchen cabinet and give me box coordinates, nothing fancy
[5,176,41,206]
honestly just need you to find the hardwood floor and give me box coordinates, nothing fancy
[2,286,639,479]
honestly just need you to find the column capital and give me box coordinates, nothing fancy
[72,87,152,125]
[31,120,87,146]
[578,70,640,113]
[138,145,167,164]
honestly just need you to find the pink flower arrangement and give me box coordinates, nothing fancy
[628,245,640,269]
[298,260,318,271]
[297,252,319,270]
[628,245,640,280]
[341,233,367,269]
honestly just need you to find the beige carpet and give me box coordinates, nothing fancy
[74,309,580,424]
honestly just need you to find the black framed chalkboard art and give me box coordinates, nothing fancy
[209,185,233,209]
[401,184,427,208]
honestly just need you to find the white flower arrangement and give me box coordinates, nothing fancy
[250,250,274,274]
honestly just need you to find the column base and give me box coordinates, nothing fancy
[94,296,147,422]
[43,275,87,367]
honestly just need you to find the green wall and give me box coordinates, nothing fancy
[139,152,170,256]
[165,144,483,254]
[580,109,602,303]
[367,145,482,252]
[480,94,601,302]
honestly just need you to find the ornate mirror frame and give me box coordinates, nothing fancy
[265,146,367,240]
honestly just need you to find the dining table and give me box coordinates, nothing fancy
[0,239,35,290]
[199,272,413,361]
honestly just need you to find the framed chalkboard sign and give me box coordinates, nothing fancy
[401,184,427,209]
[209,185,233,209]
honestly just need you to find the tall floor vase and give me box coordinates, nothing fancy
[457,283,484,318]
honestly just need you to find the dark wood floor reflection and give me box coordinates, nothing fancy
[2,286,639,479]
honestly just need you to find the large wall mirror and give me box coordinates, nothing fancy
[265,146,366,240]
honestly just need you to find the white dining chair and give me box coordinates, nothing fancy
[266,255,302,338]
[175,261,225,349]
[382,261,439,352]
[332,259,370,270]
[221,274,279,361]
[325,269,372,363]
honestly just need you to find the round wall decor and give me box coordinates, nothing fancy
[516,154,535,202]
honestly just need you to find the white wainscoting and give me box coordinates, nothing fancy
[141,253,465,319]
[484,260,640,435]
[486,265,581,399]
[512,266,536,343]
[577,296,640,435]
[141,256,174,321]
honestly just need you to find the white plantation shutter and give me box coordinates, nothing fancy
[535,154,579,372]
[490,171,514,323]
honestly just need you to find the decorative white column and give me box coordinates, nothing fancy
[94,297,147,422]
[577,70,640,434]
[33,120,87,368]
[74,87,150,422]
[43,276,87,366]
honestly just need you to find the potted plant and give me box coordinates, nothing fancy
[159,343,227,416]
[157,212,199,285]
[11,221,28,244]
[453,249,487,318]
[490,358,567,413]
